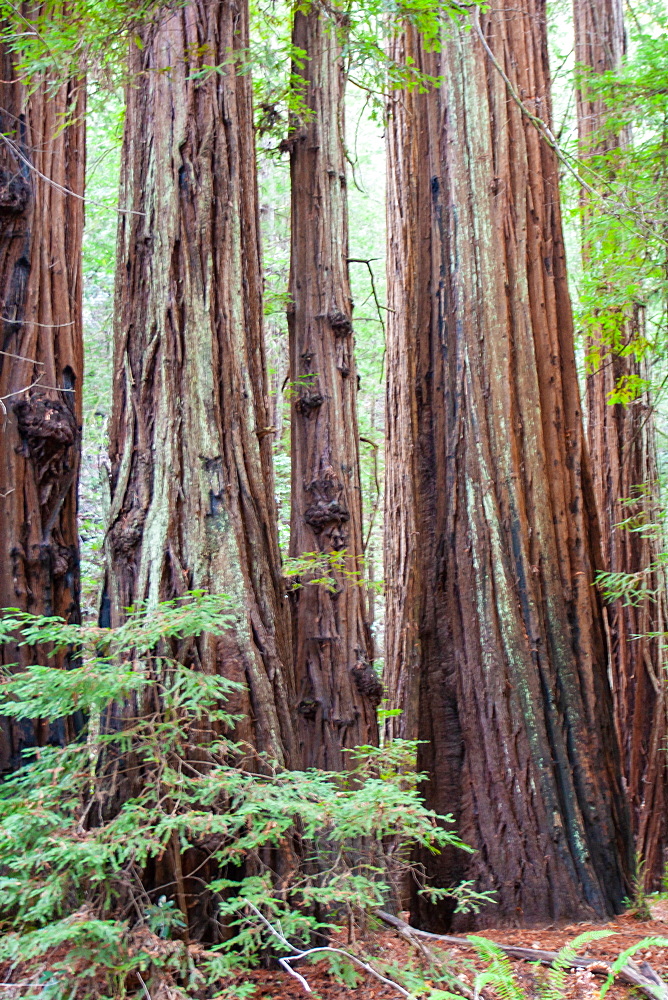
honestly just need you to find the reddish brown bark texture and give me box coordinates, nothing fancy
[105,0,296,768]
[0,39,84,772]
[384,28,438,745]
[385,1,633,929]
[574,0,668,889]
[288,8,379,770]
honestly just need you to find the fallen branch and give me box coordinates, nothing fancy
[381,909,474,1000]
[376,910,668,1000]
[243,901,412,997]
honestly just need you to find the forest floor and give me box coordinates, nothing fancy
[235,900,668,1000]
[3,902,668,999]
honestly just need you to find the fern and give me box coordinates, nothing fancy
[468,937,526,1000]
[537,929,614,1000]
[600,936,668,998]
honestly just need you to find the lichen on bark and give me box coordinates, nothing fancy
[385,0,633,930]
[105,0,296,766]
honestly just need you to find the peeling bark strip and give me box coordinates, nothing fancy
[288,6,379,770]
[386,0,633,930]
[0,28,84,772]
[574,0,668,890]
[105,0,296,767]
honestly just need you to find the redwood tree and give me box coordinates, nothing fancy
[287,5,380,770]
[574,0,668,889]
[104,0,296,769]
[0,36,85,772]
[384,26,438,745]
[386,1,633,929]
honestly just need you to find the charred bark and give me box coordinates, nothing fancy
[105,1,296,765]
[574,0,668,889]
[0,33,84,772]
[386,1,633,929]
[287,6,379,770]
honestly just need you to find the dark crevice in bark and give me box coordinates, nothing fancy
[0,30,84,772]
[288,6,378,771]
[385,1,633,931]
[574,0,668,890]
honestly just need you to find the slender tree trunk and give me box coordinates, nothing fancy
[386,0,633,930]
[365,399,378,635]
[0,35,85,772]
[105,0,296,767]
[287,6,380,770]
[574,0,668,889]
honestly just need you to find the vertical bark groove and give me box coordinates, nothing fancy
[386,0,633,930]
[105,0,296,767]
[574,0,668,889]
[0,33,84,771]
[288,7,379,770]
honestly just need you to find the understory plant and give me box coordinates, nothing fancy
[0,594,489,999]
[467,930,668,1000]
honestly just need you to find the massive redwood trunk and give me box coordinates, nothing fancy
[104,0,296,768]
[574,0,668,889]
[0,36,84,772]
[287,6,380,770]
[385,1,633,929]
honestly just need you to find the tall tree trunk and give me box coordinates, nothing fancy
[386,1,633,930]
[287,6,380,770]
[104,0,296,767]
[383,26,437,744]
[574,0,668,890]
[0,35,85,772]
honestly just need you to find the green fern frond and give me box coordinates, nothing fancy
[601,936,668,998]
[468,937,527,1000]
[538,930,614,1000]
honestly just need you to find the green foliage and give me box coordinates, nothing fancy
[0,0,172,89]
[566,4,668,407]
[0,596,483,998]
[621,854,654,921]
[470,931,615,1000]
[319,951,360,987]
[468,937,527,1000]
[373,954,468,1000]
[79,99,123,614]
[283,547,374,592]
[249,0,481,145]
[596,493,668,606]
[0,0,478,118]
[600,936,668,997]
[536,930,614,1000]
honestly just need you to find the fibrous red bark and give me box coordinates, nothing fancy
[287,6,380,770]
[105,0,296,767]
[385,0,633,929]
[0,34,85,771]
[383,27,438,746]
[574,0,668,889]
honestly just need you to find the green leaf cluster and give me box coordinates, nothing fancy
[0,595,484,998]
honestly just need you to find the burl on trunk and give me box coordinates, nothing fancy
[288,5,380,770]
[0,34,84,771]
